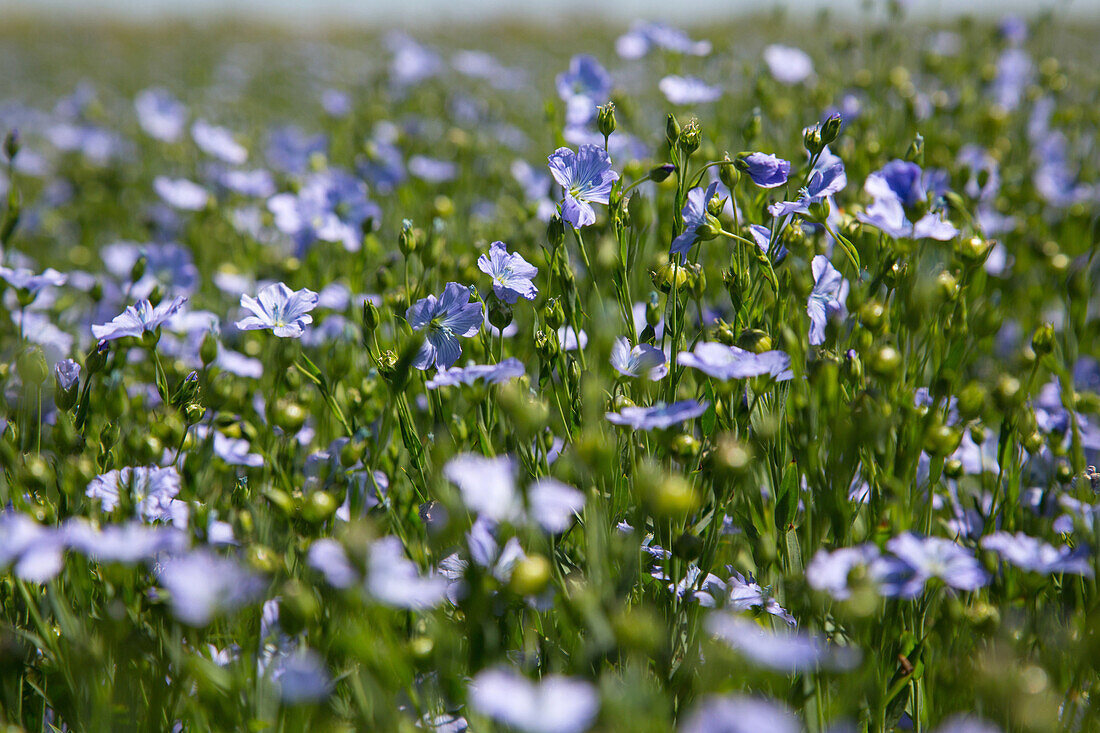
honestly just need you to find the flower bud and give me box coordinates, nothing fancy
[677,118,700,156]
[3,129,19,162]
[488,297,513,331]
[17,346,48,386]
[547,213,565,249]
[665,113,681,148]
[542,297,565,330]
[905,133,925,165]
[361,299,380,333]
[86,339,109,375]
[651,261,691,293]
[673,532,703,561]
[718,152,740,190]
[956,235,993,264]
[803,124,824,156]
[1031,323,1056,356]
[807,198,831,223]
[534,329,559,362]
[993,375,1022,411]
[54,359,81,412]
[171,371,201,408]
[509,554,551,596]
[302,491,339,523]
[645,292,661,328]
[647,474,700,518]
[129,254,147,285]
[597,102,617,139]
[398,218,418,255]
[737,328,773,353]
[821,113,843,146]
[648,163,676,183]
[200,330,219,367]
[869,345,902,380]
[184,402,206,425]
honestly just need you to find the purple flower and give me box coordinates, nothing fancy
[555,54,612,126]
[706,612,860,672]
[670,181,719,257]
[708,570,796,625]
[682,695,800,733]
[857,160,958,240]
[86,466,182,523]
[101,241,198,298]
[268,169,380,254]
[134,88,187,142]
[616,22,711,59]
[0,512,66,583]
[266,126,327,176]
[92,296,187,341]
[991,48,1032,111]
[408,155,457,183]
[367,536,448,610]
[320,88,351,117]
[54,358,80,391]
[763,44,814,85]
[156,549,263,626]
[807,255,848,345]
[610,337,667,380]
[307,538,359,588]
[425,357,525,390]
[806,544,882,600]
[387,31,443,88]
[216,168,276,198]
[981,532,1093,576]
[884,533,990,597]
[658,76,722,105]
[406,282,483,370]
[605,399,708,430]
[768,161,847,218]
[273,648,332,704]
[444,453,584,532]
[235,283,319,338]
[191,119,247,164]
[64,518,187,564]
[154,176,208,211]
[677,342,793,381]
[469,668,599,733]
[558,325,588,351]
[547,145,618,228]
[0,266,66,298]
[737,152,790,188]
[193,425,264,467]
[478,241,538,304]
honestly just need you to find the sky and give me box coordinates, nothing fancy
[0,0,1085,27]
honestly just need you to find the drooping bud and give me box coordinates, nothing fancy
[648,163,676,183]
[542,297,565,330]
[488,296,513,331]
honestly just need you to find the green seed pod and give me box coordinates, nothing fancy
[16,346,48,386]
[1031,323,1056,356]
[718,152,740,190]
[509,555,551,596]
[543,297,565,330]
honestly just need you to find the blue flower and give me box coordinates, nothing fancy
[92,296,188,341]
[547,145,619,229]
[367,536,449,610]
[408,155,457,183]
[273,648,332,704]
[154,176,208,211]
[555,54,611,126]
[54,358,80,391]
[469,668,599,733]
[425,357,525,390]
[191,119,247,164]
[86,466,182,523]
[0,266,66,299]
[682,695,800,733]
[763,44,814,85]
[616,22,711,59]
[706,612,860,672]
[670,181,720,257]
[805,544,883,600]
[0,511,66,583]
[658,75,722,105]
[156,549,263,626]
[134,87,187,142]
[605,399,708,430]
[767,161,847,218]
[478,241,539,304]
[64,518,187,564]
[406,282,483,370]
[235,283,319,338]
[737,152,791,188]
[610,337,667,380]
[883,533,990,597]
[807,255,848,346]
[857,160,958,240]
[268,169,381,254]
[102,241,199,298]
[677,342,793,381]
[981,532,1093,576]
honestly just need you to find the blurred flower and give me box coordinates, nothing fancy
[92,296,187,341]
[191,119,247,164]
[605,400,709,430]
[807,255,848,346]
[678,342,793,381]
[806,544,882,600]
[469,667,599,733]
[659,76,722,105]
[425,357,525,389]
[443,453,584,532]
[307,538,358,589]
[610,337,667,380]
[857,160,957,240]
[320,88,351,117]
[235,282,319,338]
[154,176,208,211]
[268,169,380,253]
[272,648,332,704]
[981,532,1093,575]
[0,511,66,583]
[193,425,264,467]
[763,44,814,85]
[547,145,618,229]
[556,54,611,126]
[156,549,263,626]
[616,21,711,58]
[408,155,457,183]
[406,282,483,370]
[0,266,67,298]
[706,612,860,672]
[558,325,588,351]
[134,87,187,142]
[883,533,989,597]
[64,518,187,564]
[367,536,449,609]
[478,241,539,304]
[681,695,800,733]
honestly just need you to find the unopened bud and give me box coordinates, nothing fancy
[597,102,617,139]
[649,163,676,183]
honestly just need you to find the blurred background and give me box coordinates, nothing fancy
[0,0,1090,27]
